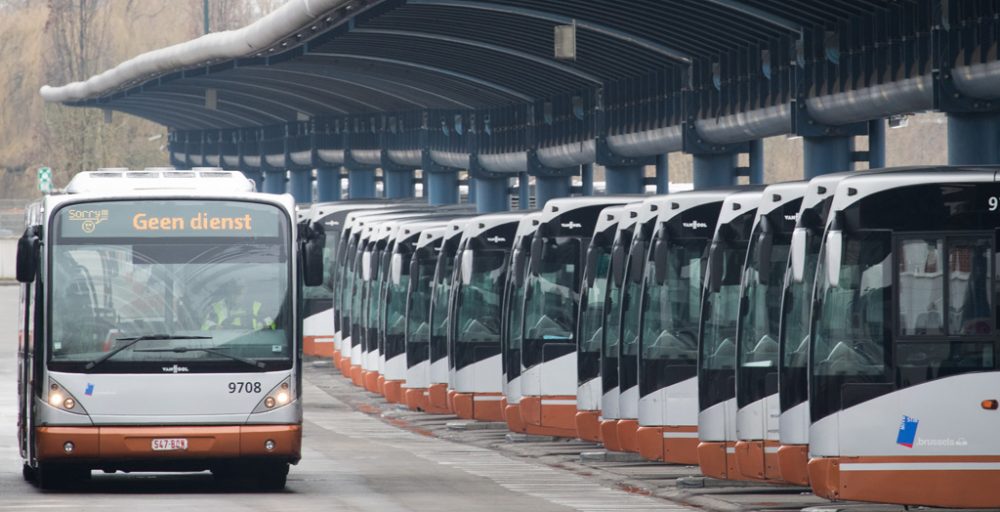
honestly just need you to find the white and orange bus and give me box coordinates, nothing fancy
[16,169,324,490]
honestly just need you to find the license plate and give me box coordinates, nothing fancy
[151,438,188,451]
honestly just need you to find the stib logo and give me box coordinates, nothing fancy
[897,415,919,448]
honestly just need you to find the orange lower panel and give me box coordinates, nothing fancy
[383,380,403,404]
[376,375,386,395]
[505,404,526,433]
[363,371,380,393]
[36,425,301,462]
[616,419,639,453]
[575,411,601,442]
[303,336,316,357]
[453,393,474,419]
[313,339,334,359]
[521,395,576,431]
[636,427,664,461]
[662,426,699,465]
[332,350,341,369]
[520,396,542,426]
[809,456,1000,508]
[698,441,749,480]
[500,398,508,421]
[600,420,623,452]
[447,390,457,413]
[472,394,504,422]
[349,365,363,386]
[426,383,450,414]
[777,444,810,485]
[404,388,428,411]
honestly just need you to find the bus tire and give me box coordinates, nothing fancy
[257,462,289,491]
[22,463,35,483]
[36,464,89,491]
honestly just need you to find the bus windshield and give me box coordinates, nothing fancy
[522,237,580,368]
[578,244,611,356]
[641,237,706,363]
[304,229,338,300]
[453,250,506,344]
[428,240,457,363]
[383,252,410,357]
[738,227,791,370]
[49,200,291,372]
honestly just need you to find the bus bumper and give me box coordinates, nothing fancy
[36,425,301,464]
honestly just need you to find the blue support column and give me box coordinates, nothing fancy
[262,170,286,194]
[384,168,415,199]
[803,136,853,179]
[347,167,376,199]
[535,175,571,207]
[654,154,669,194]
[692,154,738,189]
[467,175,477,204]
[474,176,509,213]
[948,112,1000,165]
[518,172,530,209]
[315,167,341,202]
[605,165,644,194]
[288,168,312,204]
[748,140,764,184]
[868,119,886,169]
[426,170,459,205]
[581,164,594,196]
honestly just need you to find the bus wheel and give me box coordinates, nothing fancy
[36,464,89,491]
[256,462,289,491]
[22,464,35,483]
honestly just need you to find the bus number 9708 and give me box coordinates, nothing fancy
[229,382,262,393]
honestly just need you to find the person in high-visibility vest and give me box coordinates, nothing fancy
[201,281,275,331]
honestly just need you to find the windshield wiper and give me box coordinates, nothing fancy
[84,334,212,372]
[133,346,266,371]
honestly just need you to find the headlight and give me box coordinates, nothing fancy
[46,380,87,415]
[253,378,294,413]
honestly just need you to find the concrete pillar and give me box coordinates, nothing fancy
[948,112,1000,165]
[315,167,341,202]
[474,176,509,213]
[692,153,738,189]
[803,135,853,179]
[868,119,886,169]
[536,175,572,207]
[348,167,376,199]
[581,163,594,196]
[288,168,312,204]
[384,168,415,199]
[426,170,459,205]
[748,140,764,184]
[655,154,669,194]
[262,170,286,194]
[518,172,530,209]
[605,165,644,194]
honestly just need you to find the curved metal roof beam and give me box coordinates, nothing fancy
[113,91,278,125]
[108,102,235,130]
[305,53,534,101]
[350,28,602,84]
[168,77,357,113]
[225,68,432,109]
[407,0,693,64]
[271,65,475,108]
[702,0,801,33]
[111,98,254,129]
[136,89,305,123]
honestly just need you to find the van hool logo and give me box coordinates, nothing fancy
[68,208,110,233]
[784,214,798,222]
[561,221,583,230]
[162,364,189,374]
[487,236,506,244]
[682,220,709,230]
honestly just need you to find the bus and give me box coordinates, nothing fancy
[518,197,633,438]
[501,212,541,433]
[633,189,730,463]
[575,206,627,442]
[775,173,847,485]
[696,186,764,480]
[16,169,323,490]
[807,167,1000,508]
[732,182,806,480]
[402,226,449,411]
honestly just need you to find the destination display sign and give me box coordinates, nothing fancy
[56,200,284,238]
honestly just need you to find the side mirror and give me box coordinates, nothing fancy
[653,238,668,284]
[390,253,404,286]
[790,227,807,283]
[303,221,325,287]
[708,242,723,293]
[361,250,373,281]
[529,235,543,274]
[825,230,843,288]
[460,250,474,285]
[16,227,40,284]
[611,243,625,286]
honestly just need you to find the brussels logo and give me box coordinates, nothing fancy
[897,415,919,448]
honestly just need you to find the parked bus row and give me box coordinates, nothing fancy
[307,166,1000,510]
